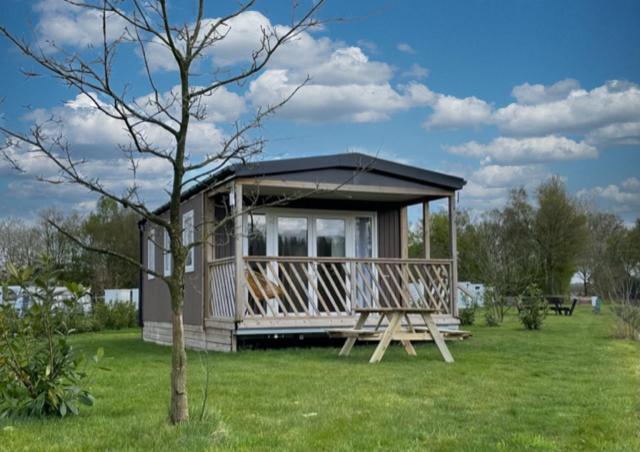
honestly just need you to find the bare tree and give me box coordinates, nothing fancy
[0,218,43,272]
[0,0,326,424]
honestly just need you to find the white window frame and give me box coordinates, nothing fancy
[242,208,378,259]
[242,208,378,314]
[163,228,172,276]
[183,210,195,273]
[147,229,156,280]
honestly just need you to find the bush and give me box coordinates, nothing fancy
[518,284,548,330]
[92,300,137,330]
[0,259,103,418]
[484,288,508,326]
[458,301,476,326]
[611,303,640,340]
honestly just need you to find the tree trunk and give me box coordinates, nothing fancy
[170,308,189,424]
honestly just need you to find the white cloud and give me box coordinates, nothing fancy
[456,161,550,211]
[470,164,546,187]
[402,63,429,79]
[448,135,598,164]
[494,80,640,136]
[247,71,434,123]
[511,79,581,105]
[397,43,416,54]
[577,179,640,216]
[34,0,127,49]
[356,39,378,54]
[622,177,640,191]
[585,121,640,147]
[424,95,493,129]
[24,90,235,160]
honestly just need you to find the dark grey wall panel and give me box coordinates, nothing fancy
[377,208,401,258]
[142,192,204,326]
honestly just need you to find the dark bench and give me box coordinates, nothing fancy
[546,296,578,316]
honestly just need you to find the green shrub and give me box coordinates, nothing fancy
[518,284,548,330]
[92,301,137,330]
[611,303,640,340]
[0,259,103,418]
[484,288,508,326]
[458,301,476,326]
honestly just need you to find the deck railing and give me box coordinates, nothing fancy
[208,257,236,319]
[209,256,453,320]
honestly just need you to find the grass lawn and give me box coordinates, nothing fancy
[1,306,638,451]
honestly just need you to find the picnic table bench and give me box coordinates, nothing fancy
[545,296,579,316]
[327,307,469,364]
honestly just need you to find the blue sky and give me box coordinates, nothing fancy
[1,0,639,223]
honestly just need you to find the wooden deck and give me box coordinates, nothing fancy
[207,256,456,335]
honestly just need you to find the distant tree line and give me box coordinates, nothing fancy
[410,176,640,302]
[0,197,140,296]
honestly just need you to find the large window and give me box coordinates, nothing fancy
[247,214,266,256]
[316,218,346,257]
[147,229,155,279]
[183,210,195,273]
[277,217,308,257]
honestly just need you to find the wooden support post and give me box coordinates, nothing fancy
[234,183,245,322]
[448,195,458,317]
[422,312,454,363]
[400,206,408,259]
[339,311,370,356]
[399,206,409,305]
[369,312,403,363]
[422,201,430,259]
[202,194,213,319]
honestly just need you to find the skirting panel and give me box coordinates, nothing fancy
[143,321,236,352]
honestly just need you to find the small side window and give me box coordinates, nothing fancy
[163,229,172,276]
[147,229,156,279]
[183,210,195,273]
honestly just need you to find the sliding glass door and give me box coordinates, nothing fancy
[277,217,309,312]
[244,209,376,315]
[316,218,346,312]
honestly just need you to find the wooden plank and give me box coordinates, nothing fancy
[205,319,236,330]
[315,263,343,312]
[355,307,438,313]
[254,261,290,316]
[339,311,370,356]
[234,183,244,321]
[375,262,403,308]
[288,261,315,315]
[266,260,302,316]
[369,312,403,363]
[400,206,408,259]
[235,178,454,198]
[322,262,350,312]
[448,195,459,317]
[423,201,430,259]
[277,261,310,315]
[422,312,454,363]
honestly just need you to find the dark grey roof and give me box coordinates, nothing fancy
[152,152,466,215]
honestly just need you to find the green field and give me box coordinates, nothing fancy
[1,306,638,451]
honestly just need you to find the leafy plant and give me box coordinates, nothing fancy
[484,288,509,326]
[0,258,104,418]
[458,299,477,326]
[518,284,548,330]
[91,301,137,331]
[611,302,640,340]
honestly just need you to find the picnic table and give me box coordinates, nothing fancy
[328,307,456,364]
[545,296,579,316]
